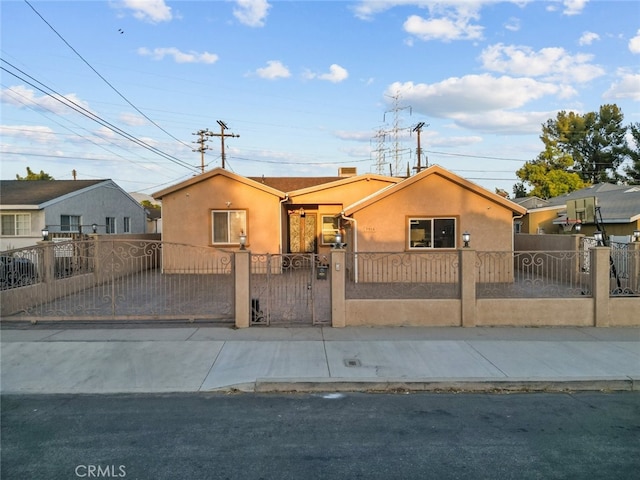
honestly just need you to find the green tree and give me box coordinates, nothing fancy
[141,200,161,212]
[516,143,588,199]
[16,167,54,181]
[624,122,640,185]
[539,104,627,184]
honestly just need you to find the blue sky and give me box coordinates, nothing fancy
[1,0,639,196]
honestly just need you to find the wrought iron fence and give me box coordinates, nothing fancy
[249,253,331,326]
[1,245,41,290]
[610,248,639,297]
[476,251,590,298]
[345,252,460,299]
[1,240,234,321]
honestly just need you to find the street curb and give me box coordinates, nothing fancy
[253,377,638,393]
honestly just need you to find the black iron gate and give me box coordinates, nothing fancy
[250,253,331,326]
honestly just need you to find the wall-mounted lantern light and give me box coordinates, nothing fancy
[633,229,640,242]
[41,226,49,241]
[462,231,470,248]
[333,233,346,249]
[594,231,604,246]
[92,223,98,234]
[574,222,582,233]
[239,233,247,250]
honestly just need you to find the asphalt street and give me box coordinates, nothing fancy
[1,392,638,480]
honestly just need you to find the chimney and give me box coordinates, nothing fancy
[338,167,357,178]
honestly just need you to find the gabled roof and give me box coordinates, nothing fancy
[286,173,400,197]
[247,176,343,192]
[343,165,527,216]
[153,167,287,199]
[0,179,107,207]
[535,183,640,223]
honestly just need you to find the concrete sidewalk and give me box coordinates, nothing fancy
[1,326,639,394]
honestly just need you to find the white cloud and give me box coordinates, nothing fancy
[562,0,588,16]
[603,72,640,101]
[255,60,291,80]
[480,43,604,83]
[119,0,172,23]
[234,0,271,27]
[386,75,575,119]
[137,47,218,64]
[305,64,349,83]
[629,30,640,54]
[404,13,483,42]
[451,110,561,134]
[119,112,147,126]
[1,85,91,115]
[0,125,56,144]
[504,17,520,32]
[578,31,599,46]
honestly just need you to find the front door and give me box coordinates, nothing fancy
[289,213,316,253]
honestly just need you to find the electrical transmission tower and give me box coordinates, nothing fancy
[379,92,412,176]
[371,128,388,175]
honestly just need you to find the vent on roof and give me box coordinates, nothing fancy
[339,167,357,177]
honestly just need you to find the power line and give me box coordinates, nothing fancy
[23,0,193,151]
[1,60,199,172]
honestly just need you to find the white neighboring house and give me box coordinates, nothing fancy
[0,179,147,250]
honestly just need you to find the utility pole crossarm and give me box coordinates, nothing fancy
[208,120,240,169]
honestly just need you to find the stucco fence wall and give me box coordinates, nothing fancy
[232,246,639,328]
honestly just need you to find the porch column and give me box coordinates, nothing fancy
[460,248,476,327]
[331,249,346,328]
[235,250,251,329]
[592,246,611,327]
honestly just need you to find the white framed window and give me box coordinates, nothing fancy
[211,210,246,245]
[61,215,81,232]
[123,217,131,233]
[321,215,340,245]
[1,213,31,236]
[409,217,456,249]
[106,217,116,234]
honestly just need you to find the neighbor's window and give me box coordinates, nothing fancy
[123,217,131,233]
[106,217,116,234]
[60,215,81,232]
[212,210,246,244]
[409,218,456,249]
[321,215,340,244]
[1,213,31,236]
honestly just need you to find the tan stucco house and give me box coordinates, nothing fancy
[153,165,526,262]
[152,167,399,256]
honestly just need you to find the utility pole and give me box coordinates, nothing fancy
[412,122,428,173]
[192,129,211,174]
[209,120,240,169]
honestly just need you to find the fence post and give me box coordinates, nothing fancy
[460,248,476,327]
[629,242,640,295]
[592,246,610,327]
[331,249,346,328]
[235,250,251,328]
[37,240,55,284]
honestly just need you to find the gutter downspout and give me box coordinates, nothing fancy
[340,212,357,282]
[279,194,289,255]
[512,213,524,252]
